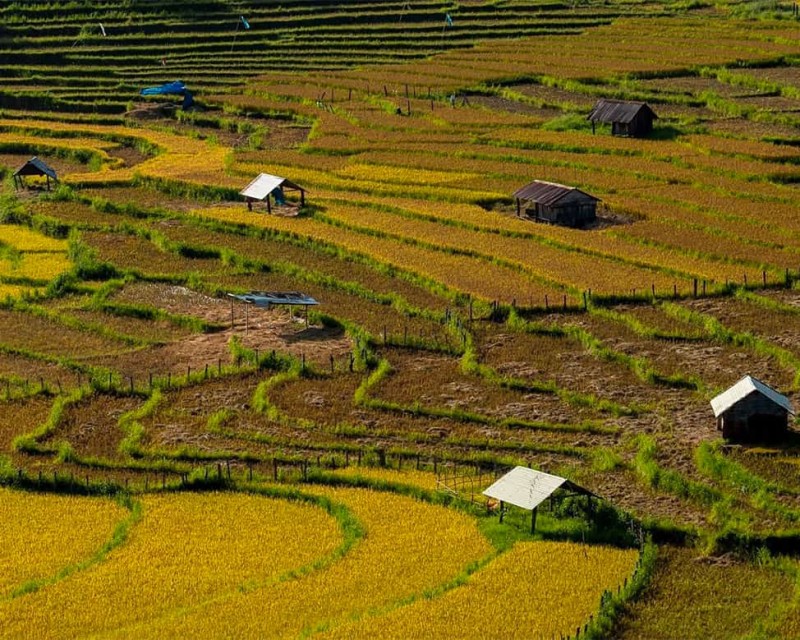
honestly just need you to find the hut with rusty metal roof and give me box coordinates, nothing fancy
[13,157,58,191]
[711,375,794,442]
[513,180,599,227]
[588,99,657,138]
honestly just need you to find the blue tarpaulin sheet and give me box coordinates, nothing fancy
[140,81,187,96]
[140,81,193,108]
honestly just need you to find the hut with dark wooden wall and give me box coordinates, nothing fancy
[588,99,658,138]
[13,156,58,191]
[710,375,794,442]
[513,180,599,228]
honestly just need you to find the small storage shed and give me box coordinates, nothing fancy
[13,157,58,191]
[240,173,305,214]
[710,375,794,442]
[588,99,658,138]
[513,180,599,227]
[483,466,595,533]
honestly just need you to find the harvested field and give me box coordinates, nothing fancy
[0,308,133,359]
[40,392,141,460]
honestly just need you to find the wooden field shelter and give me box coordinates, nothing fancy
[227,291,319,331]
[710,375,794,442]
[240,173,305,214]
[13,156,58,191]
[513,180,599,228]
[588,99,658,137]
[483,466,596,534]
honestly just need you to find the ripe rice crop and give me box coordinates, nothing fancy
[0,284,30,300]
[0,225,67,253]
[0,252,72,282]
[0,491,342,638]
[156,222,451,311]
[314,199,690,295]
[0,488,126,598]
[337,163,483,187]
[190,205,566,303]
[321,540,638,639]
[325,466,440,491]
[125,486,491,638]
[0,223,71,286]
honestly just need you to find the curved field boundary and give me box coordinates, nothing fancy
[110,486,492,638]
[0,490,345,638]
[319,540,639,639]
[0,487,131,600]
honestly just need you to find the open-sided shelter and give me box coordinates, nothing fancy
[240,173,306,214]
[588,99,658,138]
[13,157,58,191]
[483,466,596,533]
[228,291,318,310]
[227,291,319,331]
[513,180,599,227]
[711,375,794,442]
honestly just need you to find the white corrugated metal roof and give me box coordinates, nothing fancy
[240,173,285,200]
[710,375,794,417]
[482,466,567,511]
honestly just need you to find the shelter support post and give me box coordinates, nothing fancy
[531,507,538,534]
[300,190,305,207]
[499,501,504,523]
[516,198,520,217]
[267,196,272,214]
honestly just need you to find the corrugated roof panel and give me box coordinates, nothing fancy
[240,173,285,200]
[240,173,305,200]
[482,466,566,510]
[14,156,58,180]
[588,99,657,124]
[513,180,599,206]
[229,291,319,307]
[710,375,794,417]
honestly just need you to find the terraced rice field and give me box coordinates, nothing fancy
[2,0,800,637]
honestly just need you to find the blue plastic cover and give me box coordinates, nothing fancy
[140,80,187,96]
[271,187,286,205]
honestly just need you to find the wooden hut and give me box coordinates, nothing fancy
[710,375,794,442]
[240,173,305,214]
[588,99,658,138]
[513,180,599,228]
[13,157,58,191]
